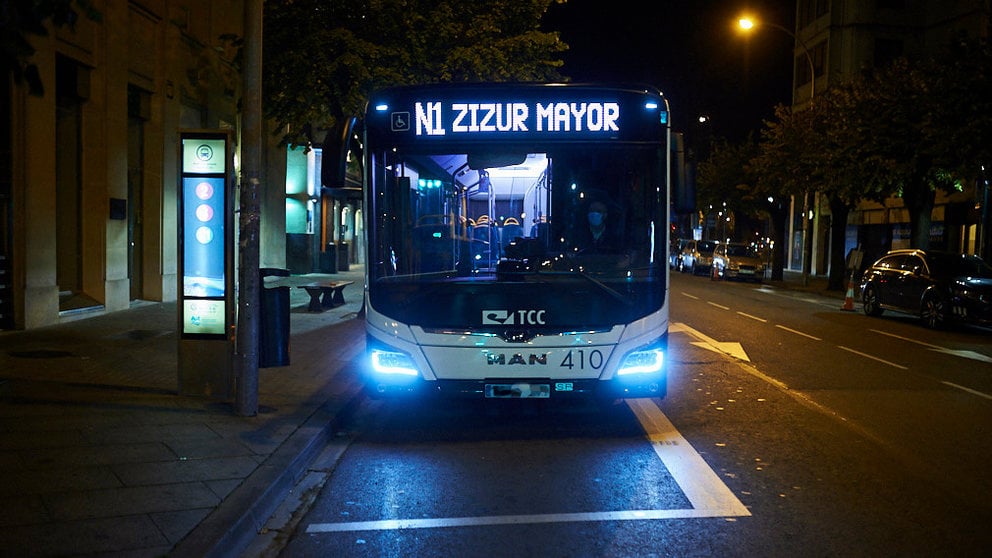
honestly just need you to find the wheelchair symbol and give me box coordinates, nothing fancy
[391,112,410,132]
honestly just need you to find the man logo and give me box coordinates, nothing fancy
[482,310,512,325]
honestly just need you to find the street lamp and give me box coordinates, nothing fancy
[737,15,816,286]
[737,17,815,104]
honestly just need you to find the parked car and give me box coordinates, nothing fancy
[712,242,766,282]
[859,249,992,329]
[681,240,718,276]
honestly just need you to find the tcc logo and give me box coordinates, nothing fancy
[482,309,546,325]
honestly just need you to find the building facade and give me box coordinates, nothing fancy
[1,0,291,331]
[792,0,990,274]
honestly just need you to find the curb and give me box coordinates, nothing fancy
[171,378,365,558]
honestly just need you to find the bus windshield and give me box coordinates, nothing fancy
[367,142,667,331]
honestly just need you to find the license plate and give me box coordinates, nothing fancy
[485,383,551,398]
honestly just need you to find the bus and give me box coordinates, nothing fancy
[359,83,670,401]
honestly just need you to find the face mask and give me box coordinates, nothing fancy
[588,212,604,227]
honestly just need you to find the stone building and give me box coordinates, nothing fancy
[790,0,990,275]
[1,1,292,330]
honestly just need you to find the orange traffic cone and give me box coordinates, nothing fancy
[841,277,855,311]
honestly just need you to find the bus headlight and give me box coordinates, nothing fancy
[617,347,664,376]
[370,349,419,376]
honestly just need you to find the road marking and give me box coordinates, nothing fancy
[681,292,700,300]
[306,507,740,533]
[931,349,992,363]
[627,398,751,517]
[754,286,838,308]
[305,399,750,535]
[775,324,822,341]
[942,381,992,400]
[675,322,751,362]
[870,329,941,349]
[837,346,908,369]
[707,301,730,310]
[736,311,767,323]
[872,329,992,363]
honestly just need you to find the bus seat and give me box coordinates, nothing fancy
[501,223,524,250]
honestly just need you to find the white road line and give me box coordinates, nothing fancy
[942,381,992,400]
[675,323,785,388]
[626,398,751,517]
[837,346,908,369]
[872,328,992,363]
[707,301,730,310]
[305,398,750,535]
[754,286,838,308]
[870,329,942,349]
[775,324,822,341]
[681,292,700,300]
[736,311,767,323]
[306,508,738,533]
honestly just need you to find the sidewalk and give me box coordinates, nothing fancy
[0,266,367,557]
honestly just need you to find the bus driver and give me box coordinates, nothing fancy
[577,200,618,253]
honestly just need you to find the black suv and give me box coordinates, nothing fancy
[859,249,992,329]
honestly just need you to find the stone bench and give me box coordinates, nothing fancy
[296,281,355,312]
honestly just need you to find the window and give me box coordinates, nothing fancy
[796,40,827,87]
[799,0,830,28]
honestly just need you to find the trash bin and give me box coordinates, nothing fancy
[319,243,338,274]
[337,242,350,271]
[259,267,290,367]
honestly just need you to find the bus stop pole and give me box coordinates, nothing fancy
[235,0,263,417]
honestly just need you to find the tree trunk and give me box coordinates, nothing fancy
[769,202,789,281]
[902,168,936,250]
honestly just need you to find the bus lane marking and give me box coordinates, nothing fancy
[306,335,753,536]
[306,398,750,536]
[626,398,752,518]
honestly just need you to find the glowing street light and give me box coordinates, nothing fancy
[737,16,815,103]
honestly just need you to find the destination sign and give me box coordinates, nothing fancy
[403,100,622,137]
[370,84,668,143]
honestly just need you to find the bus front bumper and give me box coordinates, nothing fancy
[366,375,666,400]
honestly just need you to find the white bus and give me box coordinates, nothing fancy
[360,83,671,401]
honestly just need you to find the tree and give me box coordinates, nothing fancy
[262,0,568,148]
[750,104,818,281]
[807,84,891,289]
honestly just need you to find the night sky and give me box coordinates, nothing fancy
[542,0,797,142]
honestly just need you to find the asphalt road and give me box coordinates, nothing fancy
[259,272,992,557]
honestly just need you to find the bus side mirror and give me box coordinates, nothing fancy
[321,116,361,189]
